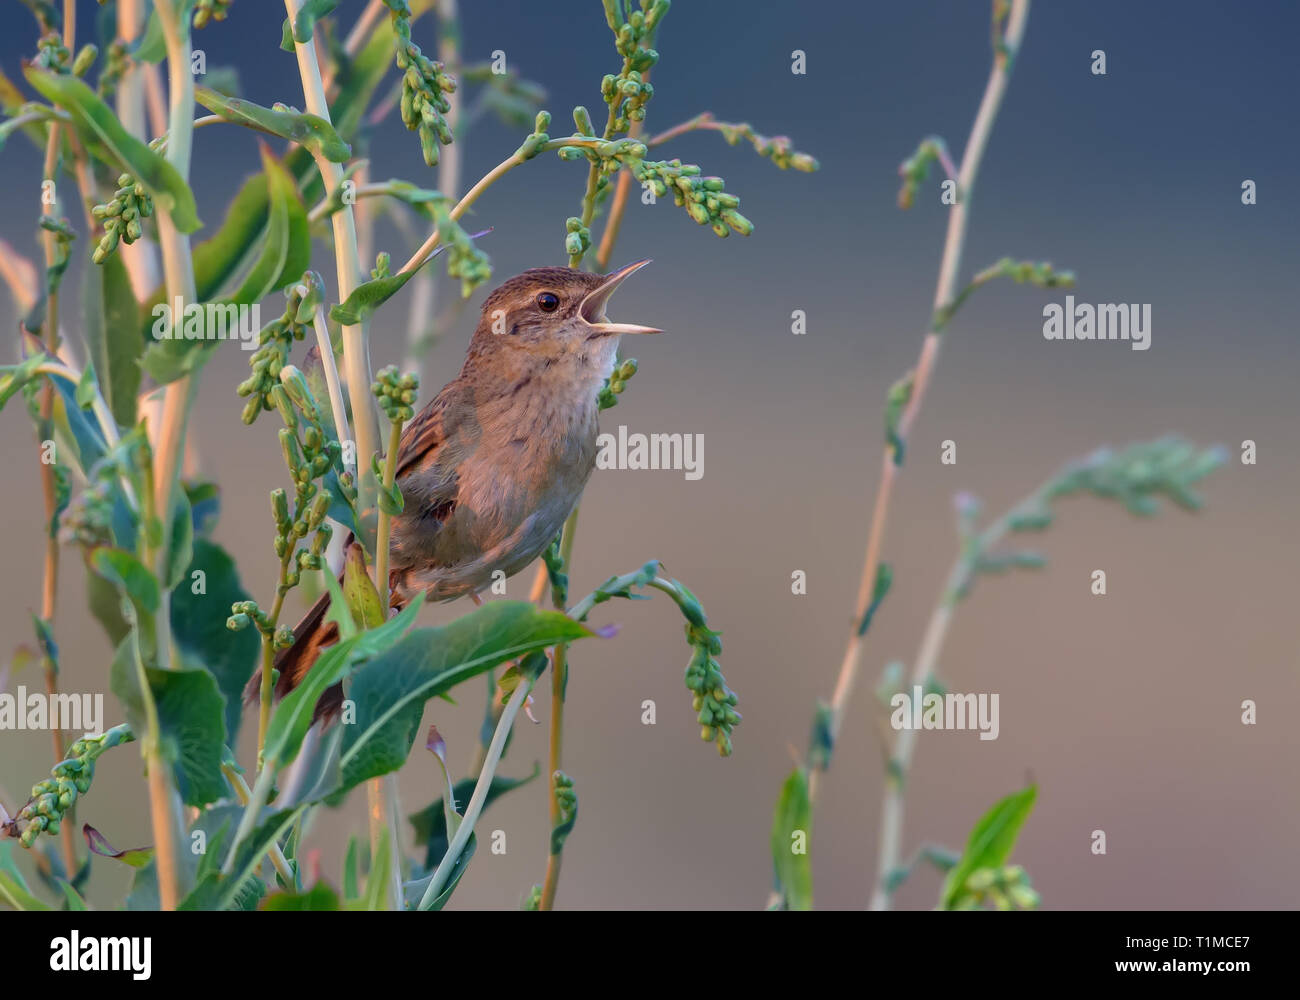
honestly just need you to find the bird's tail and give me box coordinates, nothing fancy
[243,583,344,724]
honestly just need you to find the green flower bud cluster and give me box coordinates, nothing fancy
[386,0,457,167]
[986,257,1075,290]
[429,199,492,297]
[549,769,578,854]
[554,126,648,238]
[1043,438,1227,519]
[541,535,568,607]
[38,215,75,299]
[96,40,130,99]
[372,365,419,425]
[515,111,551,161]
[232,366,341,631]
[91,173,154,264]
[522,884,542,910]
[711,119,819,172]
[459,63,546,130]
[237,285,312,425]
[630,158,753,238]
[71,43,97,78]
[193,0,233,30]
[951,864,1040,911]
[60,461,117,550]
[7,725,134,848]
[597,356,637,410]
[34,32,70,73]
[600,0,670,132]
[563,216,590,261]
[897,136,951,210]
[669,584,739,756]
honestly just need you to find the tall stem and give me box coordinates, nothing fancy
[538,509,579,910]
[810,0,1032,816]
[34,0,78,881]
[420,676,536,908]
[284,0,378,534]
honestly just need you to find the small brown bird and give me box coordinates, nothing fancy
[246,260,660,720]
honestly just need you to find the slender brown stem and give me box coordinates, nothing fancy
[813,3,1031,816]
[538,509,579,911]
[814,0,1031,909]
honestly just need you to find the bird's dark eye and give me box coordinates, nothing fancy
[536,291,560,312]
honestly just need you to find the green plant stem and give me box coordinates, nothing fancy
[222,762,293,886]
[127,0,198,912]
[34,0,77,881]
[309,303,352,474]
[420,675,536,908]
[397,135,638,277]
[374,419,403,610]
[538,509,579,910]
[811,0,1032,814]
[870,492,1029,910]
[255,588,287,770]
[286,0,395,905]
[284,0,377,540]
[135,457,181,910]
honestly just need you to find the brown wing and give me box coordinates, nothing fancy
[394,383,450,480]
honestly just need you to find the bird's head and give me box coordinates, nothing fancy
[468,260,660,371]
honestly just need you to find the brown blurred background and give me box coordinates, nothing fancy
[1,1,1297,909]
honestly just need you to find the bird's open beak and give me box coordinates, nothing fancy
[580,258,662,335]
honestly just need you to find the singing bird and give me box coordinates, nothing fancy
[245,259,660,720]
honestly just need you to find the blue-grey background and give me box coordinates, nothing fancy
[1,0,1296,909]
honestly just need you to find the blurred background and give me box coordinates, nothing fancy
[1,0,1297,910]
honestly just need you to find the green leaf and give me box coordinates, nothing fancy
[329,262,426,326]
[939,785,1038,910]
[24,67,201,232]
[359,830,390,911]
[164,491,194,591]
[181,808,302,911]
[129,9,167,63]
[409,766,540,870]
[194,87,351,162]
[140,148,310,386]
[44,364,108,475]
[261,596,425,770]
[0,842,52,911]
[149,666,228,807]
[170,539,259,742]
[342,836,361,899]
[58,880,89,911]
[292,0,338,43]
[405,833,477,911]
[231,143,311,304]
[335,603,596,796]
[92,548,159,616]
[82,250,141,428]
[771,769,813,910]
[141,171,267,322]
[0,353,46,408]
[83,824,155,869]
[342,542,386,629]
[262,881,341,910]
